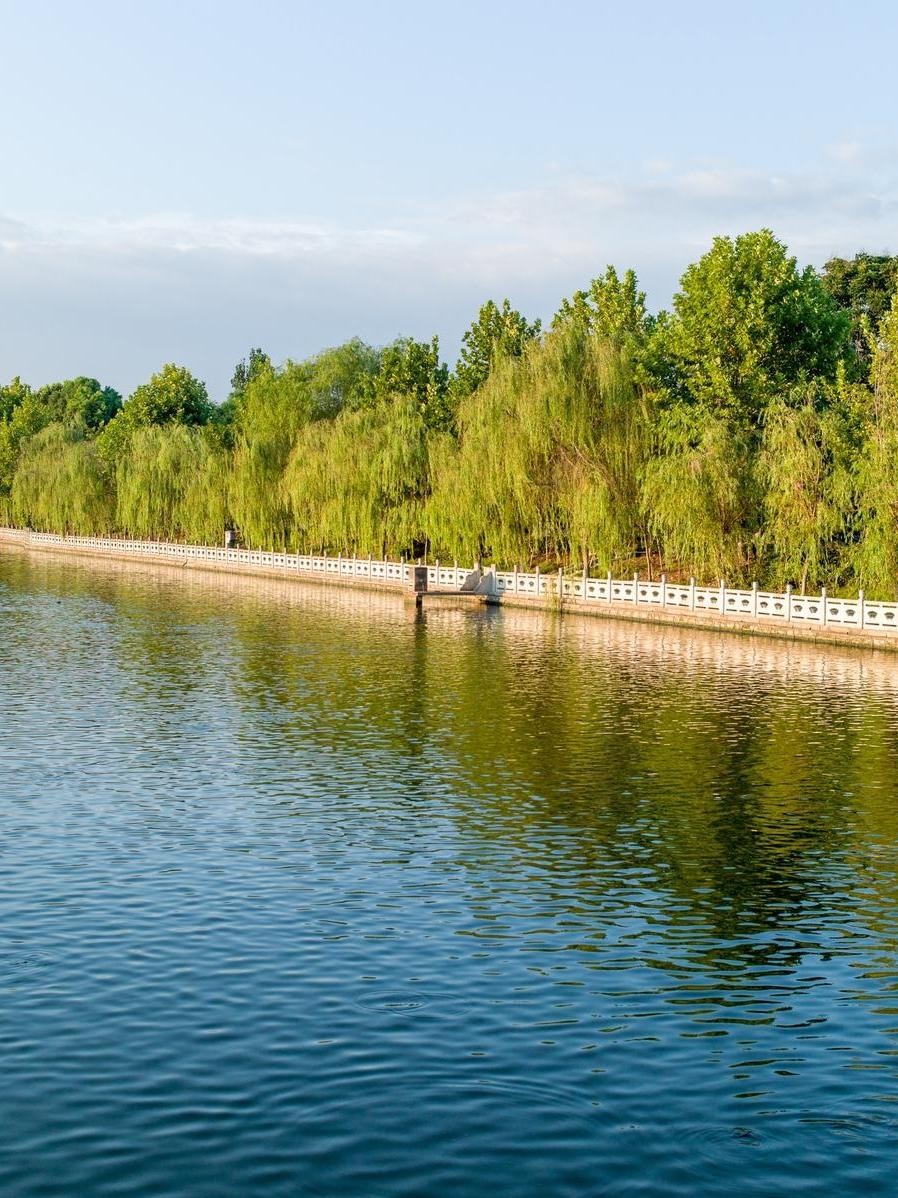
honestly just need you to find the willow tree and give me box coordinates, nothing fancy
[283,394,430,557]
[10,423,112,534]
[116,424,229,542]
[851,300,898,596]
[231,342,379,549]
[426,320,648,570]
[758,384,856,592]
[642,406,749,581]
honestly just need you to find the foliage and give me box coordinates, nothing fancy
[8,230,898,598]
[10,423,112,533]
[553,266,650,347]
[453,300,541,399]
[757,383,856,591]
[97,364,211,473]
[851,301,898,596]
[820,253,898,377]
[426,321,647,569]
[642,406,750,580]
[361,337,452,431]
[283,396,430,556]
[658,229,850,424]
[116,424,229,543]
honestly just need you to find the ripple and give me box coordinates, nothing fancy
[3,550,898,1197]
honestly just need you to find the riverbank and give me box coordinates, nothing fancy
[3,526,898,653]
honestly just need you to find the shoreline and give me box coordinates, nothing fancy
[3,526,898,654]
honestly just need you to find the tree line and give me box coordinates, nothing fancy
[3,231,898,596]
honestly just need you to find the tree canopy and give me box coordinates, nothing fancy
[5,228,898,597]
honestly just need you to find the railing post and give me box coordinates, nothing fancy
[513,564,519,594]
[859,589,865,630]
[786,583,793,622]
[821,586,827,626]
[689,577,696,611]
[752,580,758,618]
[719,578,726,616]
[633,572,639,606]
[661,573,667,608]
[582,561,588,599]
[557,566,563,601]
[607,569,612,603]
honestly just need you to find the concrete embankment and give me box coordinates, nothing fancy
[3,527,898,654]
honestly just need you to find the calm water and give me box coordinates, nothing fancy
[2,549,898,1197]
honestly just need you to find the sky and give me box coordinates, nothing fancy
[1,0,897,401]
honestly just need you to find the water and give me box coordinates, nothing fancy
[2,547,898,1197]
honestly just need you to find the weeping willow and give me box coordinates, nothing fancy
[116,424,229,542]
[10,423,113,533]
[642,405,751,581]
[758,386,856,592]
[283,395,430,556]
[425,324,648,569]
[230,364,318,549]
[851,305,898,596]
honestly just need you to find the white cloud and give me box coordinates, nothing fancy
[2,148,897,397]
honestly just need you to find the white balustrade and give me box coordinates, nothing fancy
[3,526,898,640]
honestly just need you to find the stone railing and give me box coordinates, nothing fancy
[3,528,897,637]
[493,567,897,633]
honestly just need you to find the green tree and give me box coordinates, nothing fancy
[36,377,122,430]
[659,229,850,424]
[97,364,211,473]
[820,253,898,376]
[553,266,649,347]
[0,392,56,498]
[452,299,541,399]
[10,423,112,534]
[0,377,32,422]
[427,321,648,570]
[642,405,751,581]
[758,382,856,592]
[364,337,451,431]
[124,363,212,427]
[229,347,272,401]
[851,297,898,595]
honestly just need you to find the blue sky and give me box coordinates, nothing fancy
[2,0,897,399]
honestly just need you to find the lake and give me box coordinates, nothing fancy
[2,547,897,1197]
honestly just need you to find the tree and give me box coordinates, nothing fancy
[229,347,272,401]
[659,230,850,425]
[97,364,211,473]
[851,296,898,595]
[36,377,121,430]
[453,299,540,399]
[427,320,648,570]
[642,405,750,580]
[364,337,452,432]
[0,377,32,422]
[820,253,898,377]
[11,423,112,534]
[0,392,56,497]
[553,266,649,346]
[124,363,211,427]
[758,382,856,592]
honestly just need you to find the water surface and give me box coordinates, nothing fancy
[2,547,898,1196]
